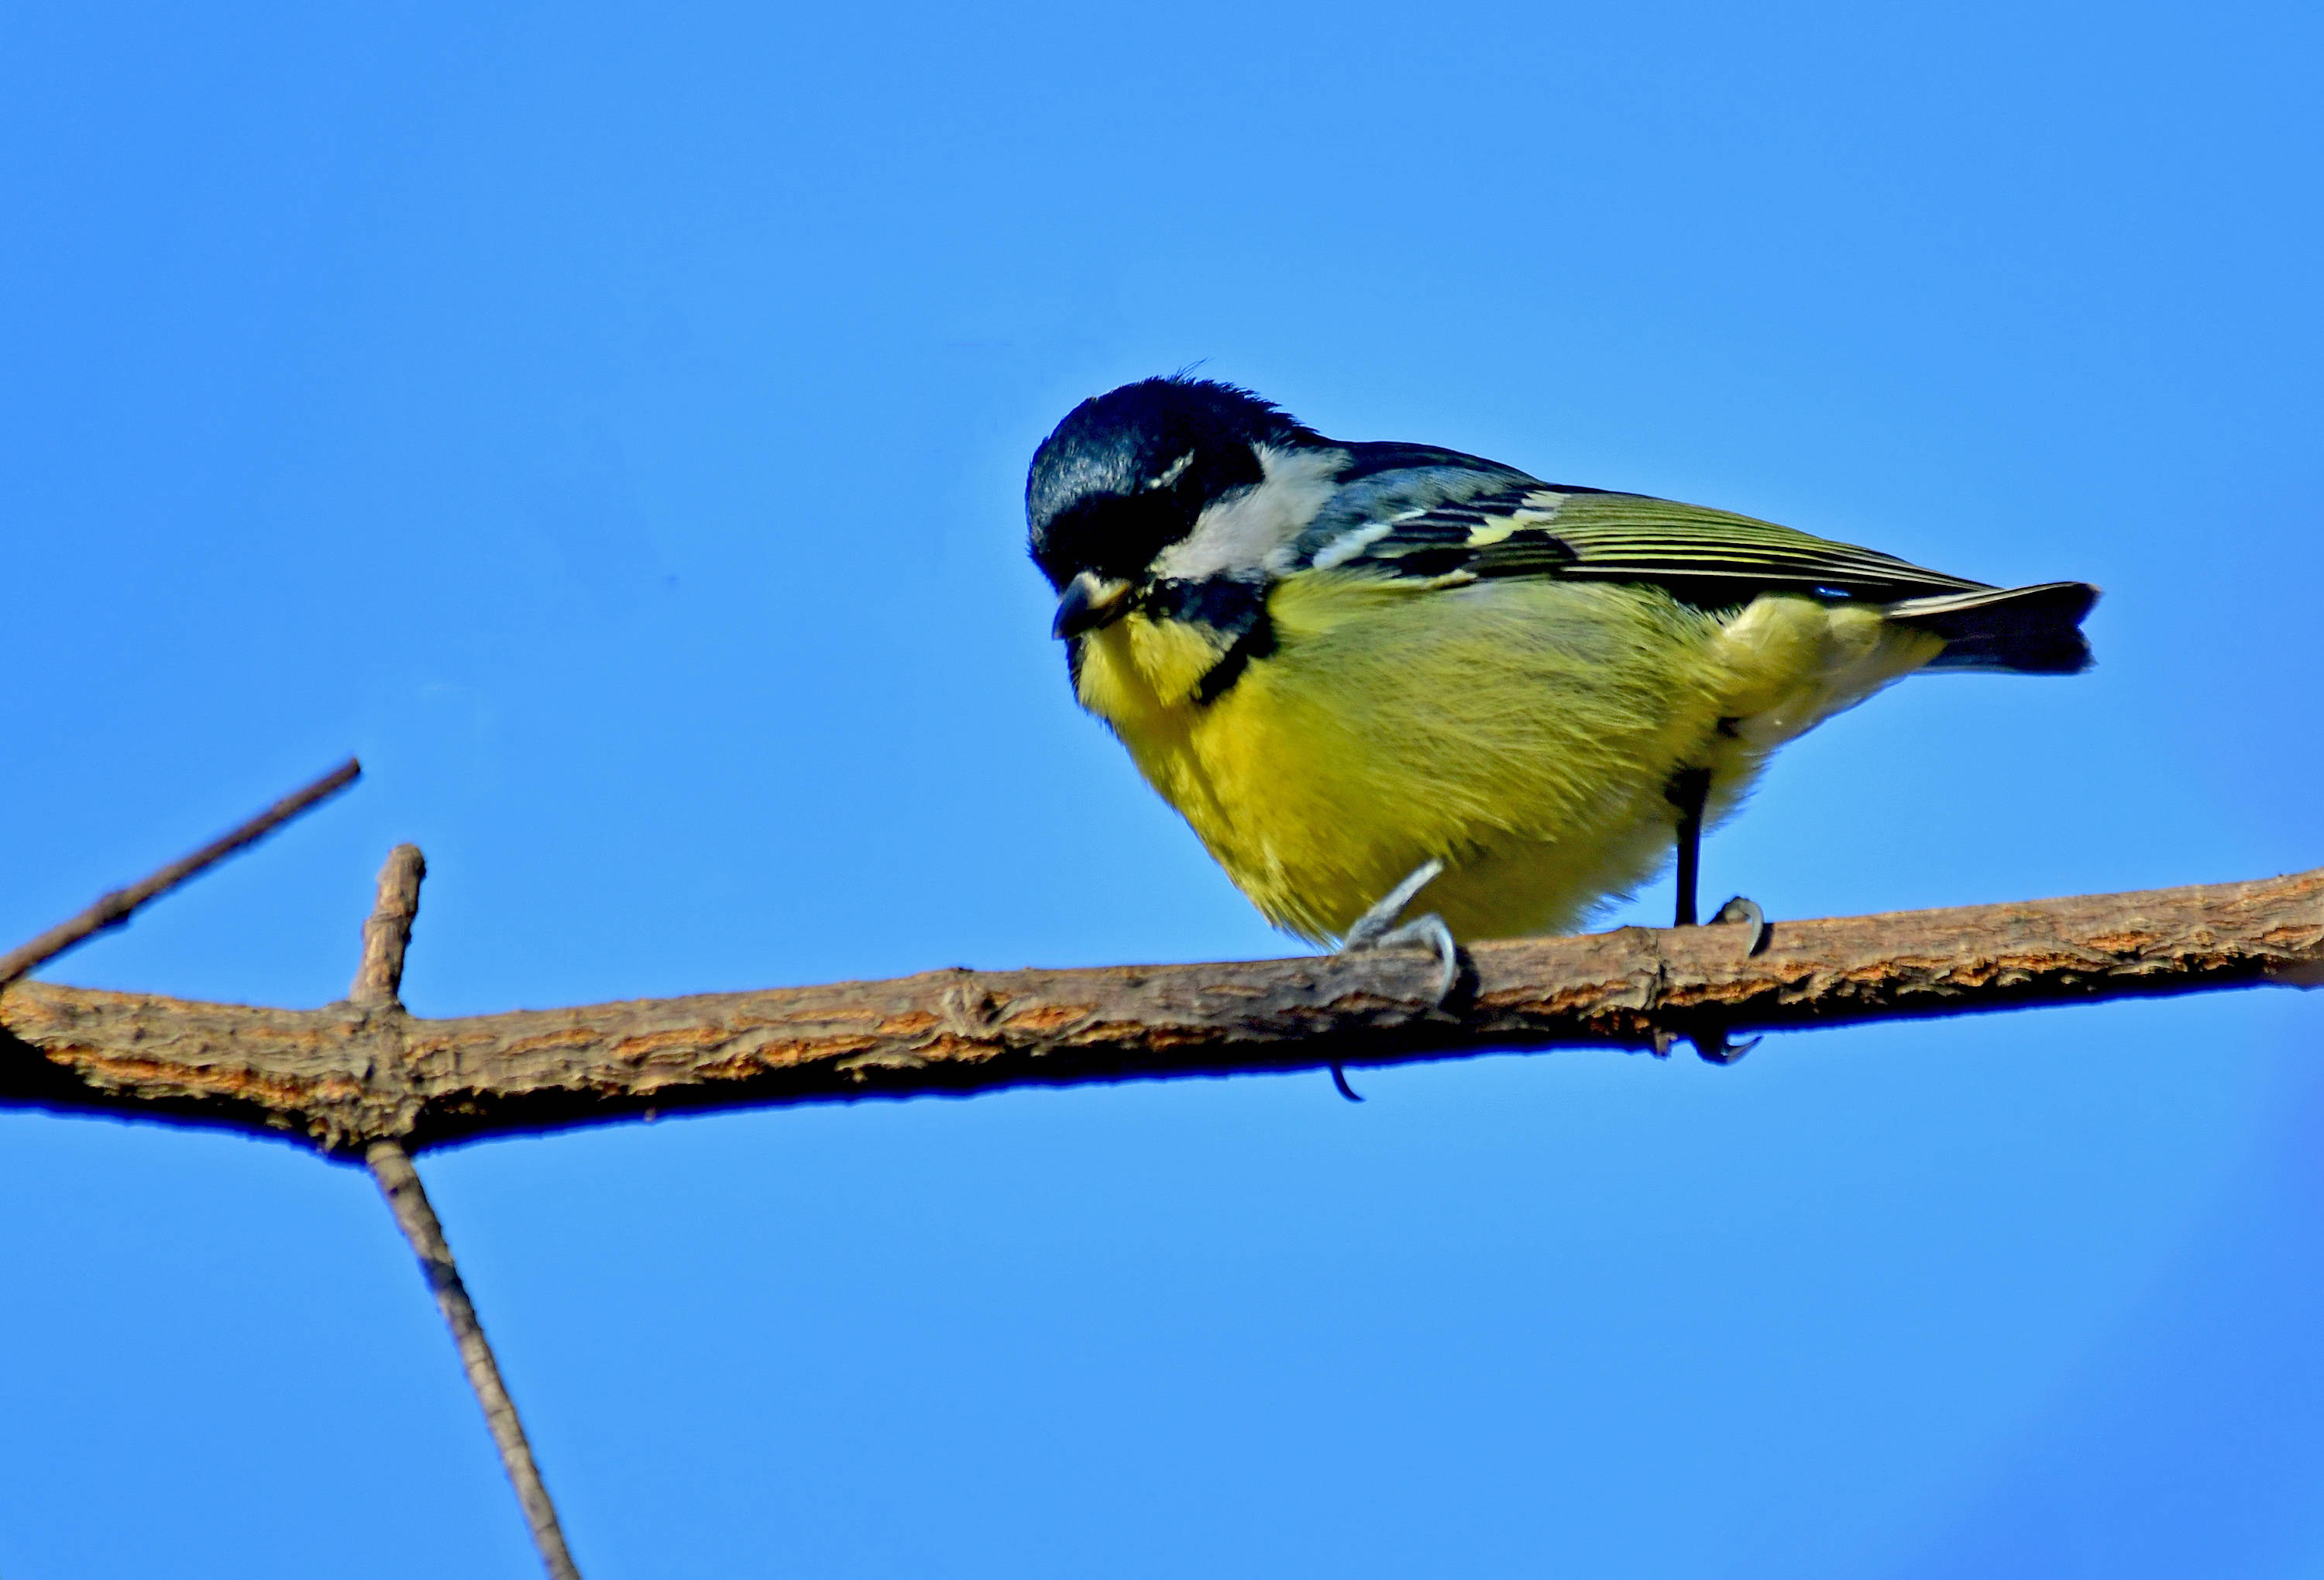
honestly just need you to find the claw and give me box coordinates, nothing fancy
[1648,1027,1675,1058]
[1329,1063,1366,1102]
[1367,914,1461,1004]
[1690,1028,1762,1065]
[1711,895,1769,956]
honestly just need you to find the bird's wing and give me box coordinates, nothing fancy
[1294,463,1990,607]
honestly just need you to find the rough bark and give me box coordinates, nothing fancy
[4,866,2319,1157]
[349,844,426,1009]
[345,849,583,1579]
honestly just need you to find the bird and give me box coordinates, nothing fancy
[1026,375,2095,1064]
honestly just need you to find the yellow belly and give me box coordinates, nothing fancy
[1073,573,1941,941]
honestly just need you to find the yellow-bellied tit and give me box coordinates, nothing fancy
[1026,375,2096,1023]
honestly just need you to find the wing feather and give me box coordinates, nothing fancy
[1541,492,1984,599]
[1300,469,1992,608]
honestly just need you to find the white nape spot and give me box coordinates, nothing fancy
[1309,521,1393,570]
[1152,444,1349,580]
[1145,452,1195,491]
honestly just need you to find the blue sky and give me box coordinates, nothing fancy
[2,1,2320,1575]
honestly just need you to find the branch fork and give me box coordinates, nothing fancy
[348,845,582,1580]
[2,759,2321,1580]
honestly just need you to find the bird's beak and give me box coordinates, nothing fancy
[1052,572,1133,639]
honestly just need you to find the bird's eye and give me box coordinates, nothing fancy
[1033,489,1187,588]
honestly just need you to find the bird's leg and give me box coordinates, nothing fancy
[1328,856,1463,1101]
[1664,766,1710,928]
[1660,767,1764,1064]
[1341,860,1460,1000]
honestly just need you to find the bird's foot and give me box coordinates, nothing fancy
[1710,895,1769,956]
[1329,858,1464,1101]
[1340,858,1461,1001]
[1648,1019,1758,1064]
[1669,895,1767,1064]
[1690,1025,1760,1065]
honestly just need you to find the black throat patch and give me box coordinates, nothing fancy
[1137,576,1277,705]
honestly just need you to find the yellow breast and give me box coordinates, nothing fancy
[1073,573,1939,941]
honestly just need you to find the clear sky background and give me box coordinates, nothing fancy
[3,1,2321,1575]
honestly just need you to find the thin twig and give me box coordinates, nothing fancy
[368,1139,583,1580]
[349,845,426,1007]
[0,757,361,986]
[349,849,582,1578]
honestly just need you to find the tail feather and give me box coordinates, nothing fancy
[1884,580,2099,675]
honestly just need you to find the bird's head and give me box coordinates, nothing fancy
[1027,377,1318,638]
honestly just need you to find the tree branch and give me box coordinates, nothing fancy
[346,847,583,1580]
[369,1138,583,1579]
[350,844,425,1008]
[5,864,2317,1155]
[0,758,361,986]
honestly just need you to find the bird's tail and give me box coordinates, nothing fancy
[1884,581,2099,675]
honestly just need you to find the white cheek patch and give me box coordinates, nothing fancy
[1150,444,1348,581]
